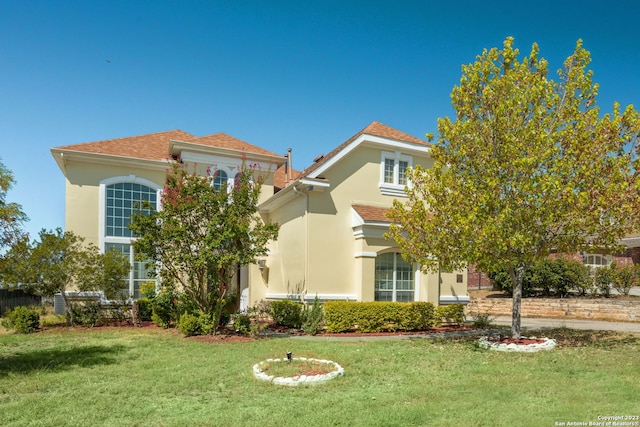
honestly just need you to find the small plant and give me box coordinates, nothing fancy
[139,281,157,299]
[302,296,324,335]
[471,312,494,329]
[178,312,201,337]
[2,306,41,333]
[234,314,252,335]
[137,298,153,321]
[151,287,178,328]
[270,300,303,328]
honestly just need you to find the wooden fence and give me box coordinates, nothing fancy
[0,288,42,316]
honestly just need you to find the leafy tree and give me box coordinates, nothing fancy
[388,37,639,337]
[1,228,130,324]
[130,162,279,333]
[0,158,28,251]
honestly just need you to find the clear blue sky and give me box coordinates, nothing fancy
[2,0,639,238]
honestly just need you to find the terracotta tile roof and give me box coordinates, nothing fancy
[273,164,301,190]
[54,130,197,161]
[182,133,282,157]
[54,130,283,162]
[352,204,392,223]
[302,121,428,177]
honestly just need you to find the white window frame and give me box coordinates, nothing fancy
[374,251,418,302]
[582,253,612,270]
[380,151,412,197]
[99,176,162,298]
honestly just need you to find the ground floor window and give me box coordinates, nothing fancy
[582,254,611,271]
[105,243,155,299]
[374,252,414,302]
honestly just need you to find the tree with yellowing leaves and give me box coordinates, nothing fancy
[388,37,640,338]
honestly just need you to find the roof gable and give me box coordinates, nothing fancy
[302,121,429,179]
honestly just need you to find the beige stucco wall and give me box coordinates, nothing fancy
[62,157,276,249]
[63,161,166,247]
[253,143,468,306]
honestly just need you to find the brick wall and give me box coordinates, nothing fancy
[465,297,640,322]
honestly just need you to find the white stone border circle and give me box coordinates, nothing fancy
[253,357,345,386]
[478,336,557,352]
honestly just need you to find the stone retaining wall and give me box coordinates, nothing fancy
[465,297,640,322]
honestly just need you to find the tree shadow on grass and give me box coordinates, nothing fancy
[0,344,127,377]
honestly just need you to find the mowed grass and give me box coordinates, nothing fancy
[1,326,639,427]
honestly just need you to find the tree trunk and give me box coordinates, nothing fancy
[509,265,524,338]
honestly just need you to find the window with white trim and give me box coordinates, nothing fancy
[380,151,412,196]
[102,179,159,298]
[582,254,611,270]
[375,252,415,302]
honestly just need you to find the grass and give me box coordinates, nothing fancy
[1,326,639,426]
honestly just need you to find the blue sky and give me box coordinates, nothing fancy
[2,0,639,238]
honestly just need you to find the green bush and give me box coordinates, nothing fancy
[1,306,41,334]
[72,302,103,327]
[489,258,591,297]
[178,312,201,337]
[151,288,178,328]
[137,298,153,321]
[234,314,252,335]
[324,301,437,333]
[270,300,303,328]
[302,296,324,335]
[436,304,465,326]
[139,281,157,299]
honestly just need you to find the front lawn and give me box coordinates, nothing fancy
[1,327,638,426]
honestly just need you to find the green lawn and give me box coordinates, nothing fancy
[1,326,638,427]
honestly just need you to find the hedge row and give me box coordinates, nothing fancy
[323,301,465,333]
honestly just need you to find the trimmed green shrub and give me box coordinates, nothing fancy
[2,306,40,334]
[302,296,324,335]
[151,288,178,328]
[234,314,252,335]
[436,304,465,326]
[137,298,153,321]
[178,312,201,337]
[270,300,303,328]
[324,301,437,333]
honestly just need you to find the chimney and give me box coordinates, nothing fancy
[287,148,293,184]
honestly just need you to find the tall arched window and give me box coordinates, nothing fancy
[101,178,160,298]
[213,170,228,191]
[375,252,415,302]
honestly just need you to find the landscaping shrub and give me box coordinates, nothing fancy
[1,306,40,334]
[324,301,437,333]
[71,302,103,327]
[302,296,324,335]
[151,287,178,328]
[489,258,591,297]
[139,281,157,299]
[270,300,303,328]
[436,304,465,326]
[178,312,201,336]
[137,298,153,321]
[234,314,252,335]
[609,263,640,296]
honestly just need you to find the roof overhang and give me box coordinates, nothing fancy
[169,140,286,165]
[351,207,392,239]
[50,148,172,175]
[308,133,431,179]
[259,177,330,214]
[621,235,640,248]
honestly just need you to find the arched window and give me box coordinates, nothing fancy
[101,178,160,298]
[375,252,415,302]
[213,170,228,191]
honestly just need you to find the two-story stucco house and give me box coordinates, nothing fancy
[51,121,469,307]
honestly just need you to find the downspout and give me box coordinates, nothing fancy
[292,185,309,297]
